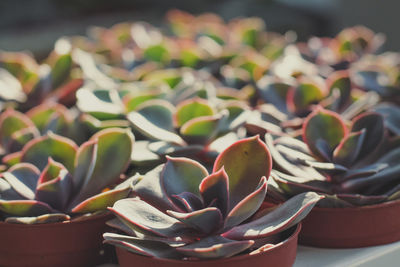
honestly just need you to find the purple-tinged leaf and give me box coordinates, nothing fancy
[0,178,24,200]
[131,140,161,166]
[336,194,387,206]
[71,128,134,206]
[303,107,348,160]
[213,136,272,211]
[333,130,366,166]
[162,156,208,198]
[167,207,223,234]
[106,218,137,236]
[72,139,97,195]
[109,198,192,237]
[134,165,177,211]
[314,139,332,162]
[373,103,400,135]
[340,163,388,182]
[341,91,379,120]
[301,160,348,175]
[5,213,70,224]
[35,169,73,211]
[0,199,53,216]
[176,236,254,259]
[174,98,215,127]
[275,144,315,162]
[136,99,175,131]
[2,163,40,200]
[256,77,290,113]
[171,192,203,213]
[351,112,384,157]
[70,186,131,213]
[148,141,203,157]
[225,176,267,229]
[208,132,240,155]
[341,165,400,193]
[317,195,353,208]
[128,111,186,145]
[26,102,70,133]
[377,147,400,166]
[271,171,331,195]
[20,132,78,171]
[199,167,229,218]
[222,192,324,240]
[103,233,183,259]
[7,126,39,153]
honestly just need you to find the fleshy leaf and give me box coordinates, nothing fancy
[171,192,203,213]
[176,236,254,259]
[180,113,225,145]
[174,98,214,127]
[222,192,324,240]
[20,132,78,171]
[37,158,66,185]
[0,109,36,149]
[287,83,324,114]
[199,167,229,218]
[162,157,208,198]
[333,130,366,166]
[213,136,272,210]
[351,112,384,157]
[326,70,351,110]
[5,213,70,224]
[373,103,400,135]
[71,128,134,206]
[0,178,24,200]
[303,108,348,160]
[167,207,223,234]
[224,177,267,229]
[103,233,183,259]
[35,169,73,211]
[128,111,186,145]
[2,163,40,200]
[71,186,131,213]
[0,200,53,216]
[109,198,192,237]
[136,100,175,131]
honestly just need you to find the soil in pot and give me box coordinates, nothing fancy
[115,224,301,267]
[0,212,113,267]
[299,199,400,248]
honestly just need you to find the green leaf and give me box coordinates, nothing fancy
[162,156,208,198]
[71,186,131,213]
[333,130,366,166]
[180,114,223,145]
[0,109,36,149]
[287,83,324,114]
[174,98,215,127]
[20,132,78,171]
[144,44,170,63]
[303,108,348,160]
[51,53,72,89]
[0,199,53,216]
[5,213,70,224]
[213,136,272,210]
[326,70,351,110]
[136,99,175,131]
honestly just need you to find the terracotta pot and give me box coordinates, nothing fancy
[116,224,301,267]
[299,199,400,248]
[0,213,112,267]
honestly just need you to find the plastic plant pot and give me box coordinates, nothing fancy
[0,212,113,267]
[299,199,400,248]
[116,224,301,267]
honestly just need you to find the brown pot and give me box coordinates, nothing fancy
[0,212,112,267]
[299,199,400,248]
[116,224,301,267]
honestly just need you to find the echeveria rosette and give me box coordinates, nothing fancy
[128,97,250,168]
[0,127,134,224]
[267,106,400,207]
[104,136,323,260]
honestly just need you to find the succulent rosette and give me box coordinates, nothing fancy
[104,136,323,260]
[266,106,400,207]
[0,127,134,224]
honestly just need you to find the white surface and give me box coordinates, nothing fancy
[294,241,400,267]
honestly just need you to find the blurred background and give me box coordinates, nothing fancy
[1,0,399,59]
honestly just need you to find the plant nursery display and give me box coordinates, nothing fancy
[0,7,400,266]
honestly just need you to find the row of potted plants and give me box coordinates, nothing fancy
[0,9,400,267]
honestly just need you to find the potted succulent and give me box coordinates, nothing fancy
[104,136,323,266]
[265,107,400,247]
[0,127,134,266]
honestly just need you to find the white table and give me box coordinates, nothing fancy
[294,242,400,267]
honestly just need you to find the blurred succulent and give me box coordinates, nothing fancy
[0,128,134,224]
[0,38,83,110]
[266,107,400,207]
[104,136,322,260]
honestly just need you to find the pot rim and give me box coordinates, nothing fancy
[0,211,111,228]
[312,197,400,212]
[116,223,301,264]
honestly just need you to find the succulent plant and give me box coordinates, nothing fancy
[0,127,134,224]
[266,107,400,207]
[0,38,82,111]
[104,136,323,260]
